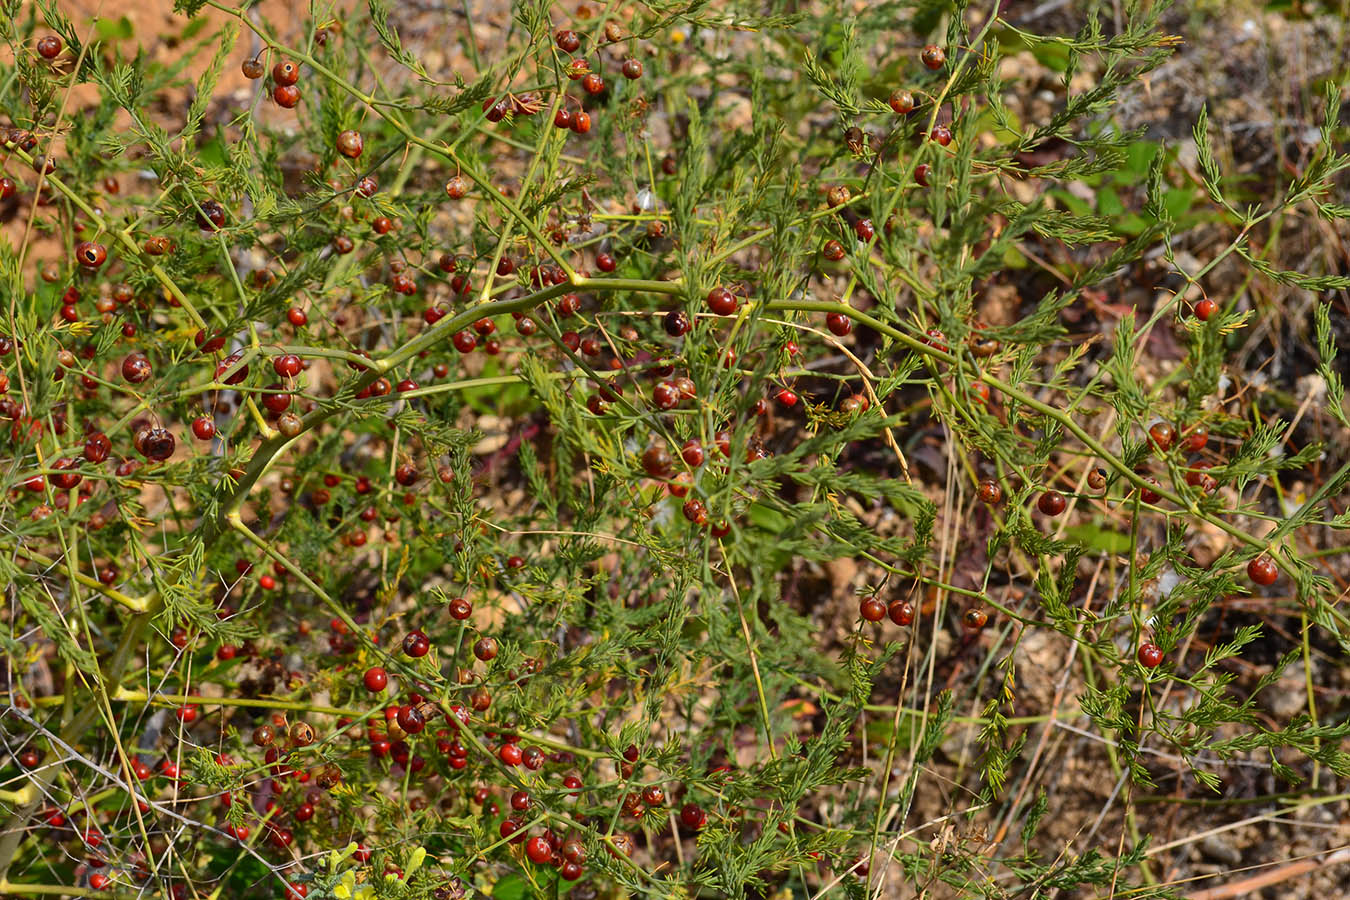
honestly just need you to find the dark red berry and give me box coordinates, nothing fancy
[396,705,425,735]
[859,597,886,622]
[335,130,363,158]
[1037,491,1066,516]
[75,241,107,268]
[272,60,300,85]
[273,84,300,108]
[473,637,497,661]
[1137,643,1164,668]
[363,667,388,692]
[664,309,691,337]
[1147,422,1175,452]
[887,600,915,626]
[403,630,430,657]
[196,199,227,231]
[707,287,737,316]
[555,29,580,52]
[273,354,302,378]
[525,835,552,864]
[920,45,946,69]
[1247,555,1278,586]
[121,353,152,384]
[680,802,707,829]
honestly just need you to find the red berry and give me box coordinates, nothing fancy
[888,89,915,114]
[526,835,553,864]
[664,309,691,336]
[680,440,704,467]
[652,381,680,410]
[859,596,886,622]
[977,479,1002,504]
[403,630,431,657]
[273,354,302,377]
[1147,422,1175,452]
[191,417,216,440]
[826,312,852,336]
[1137,642,1164,668]
[499,742,523,766]
[1195,298,1218,321]
[622,58,643,79]
[121,353,152,384]
[363,667,388,692]
[396,705,425,734]
[138,427,176,462]
[272,60,300,85]
[920,45,946,69]
[36,35,62,59]
[335,130,363,158]
[887,600,915,626]
[1140,477,1162,504]
[287,307,308,327]
[680,802,707,829]
[216,352,249,385]
[84,432,111,463]
[273,84,300,108]
[707,286,737,316]
[473,636,498,661]
[1037,491,1066,516]
[76,241,107,268]
[1247,555,1278,586]
[555,29,580,52]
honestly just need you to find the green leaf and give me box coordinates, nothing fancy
[94,15,134,40]
[1064,522,1132,553]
